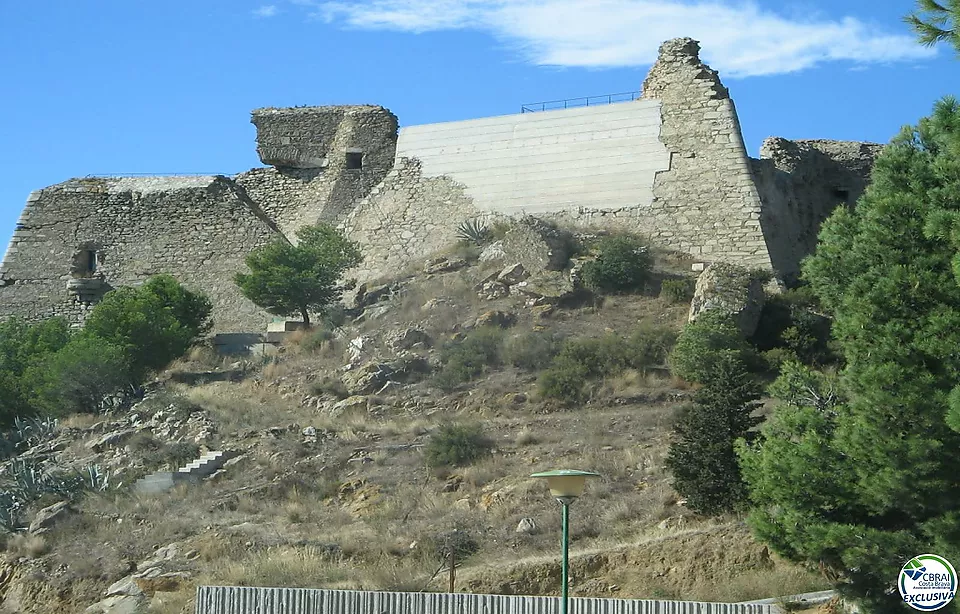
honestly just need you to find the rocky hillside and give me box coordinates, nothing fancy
[0,222,828,614]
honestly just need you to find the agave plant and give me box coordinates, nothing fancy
[13,415,59,450]
[455,219,492,246]
[78,464,111,492]
[6,458,48,500]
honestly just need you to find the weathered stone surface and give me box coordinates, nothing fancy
[513,272,576,301]
[423,256,468,275]
[106,576,143,598]
[342,361,395,395]
[688,262,766,336]
[388,327,431,350]
[474,310,516,329]
[516,517,538,534]
[478,241,506,263]
[84,595,146,614]
[86,429,136,452]
[500,219,573,275]
[29,501,70,534]
[0,38,885,330]
[330,396,369,415]
[496,263,528,286]
[477,281,509,301]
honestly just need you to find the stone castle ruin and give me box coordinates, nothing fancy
[0,38,883,333]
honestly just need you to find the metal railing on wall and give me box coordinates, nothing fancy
[521,91,641,113]
[82,172,231,178]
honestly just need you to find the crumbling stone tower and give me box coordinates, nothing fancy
[235,105,399,240]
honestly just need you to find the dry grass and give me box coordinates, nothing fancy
[5,533,50,559]
[23,246,827,610]
[60,413,101,430]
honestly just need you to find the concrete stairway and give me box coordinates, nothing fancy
[134,450,238,494]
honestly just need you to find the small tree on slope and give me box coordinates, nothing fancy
[665,351,762,516]
[235,224,362,328]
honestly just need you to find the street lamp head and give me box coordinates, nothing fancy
[531,469,600,500]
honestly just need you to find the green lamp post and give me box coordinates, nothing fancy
[531,469,600,614]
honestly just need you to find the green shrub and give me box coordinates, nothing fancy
[0,318,72,423]
[670,310,755,384]
[504,331,563,372]
[83,277,212,381]
[760,347,799,373]
[660,278,695,303]
[301,327,336,353]
[627,323,678,373]
[750,288,834,366]
[556,334,632,378]
[26,334,132,416]
[310,376,349,399]
[425,423,492,467]
[580,236,653,294]
[537,324,678,404]
[140,274,213,339]
[436,328,505,391]
[538,356,590,405]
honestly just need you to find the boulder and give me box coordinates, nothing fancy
[478,241,506,263]
[496,263,529,286]
[84,595,146,614]
[388,327,431,350]
[515,517,538,534]
[341,362,394,395]
[86,429,136,452]
[501,218,574,275]
[474,310,516,329]
[29,501,70,534]
[106,576,143,598]
[688,262,767,336]
[477,281,509,301]
[513,271,576,302]
[330,396,369,415]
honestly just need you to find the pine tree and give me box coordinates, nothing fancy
[666,352,762,516]
[740,99,960,614]
[905,0,960,53]
[235,224,362,327]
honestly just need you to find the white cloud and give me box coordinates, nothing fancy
[253,4,279,18]
[311,0,935,77]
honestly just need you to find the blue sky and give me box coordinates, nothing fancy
[1,0,957,250]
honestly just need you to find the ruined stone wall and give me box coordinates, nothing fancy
[240,106,399,239]
[372,38,774,276]
[339,158,479,281]
[753,138,884,279]
[0,176,280,332]
[635,38,771,268]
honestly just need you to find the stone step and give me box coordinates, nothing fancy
[134,450,239,495]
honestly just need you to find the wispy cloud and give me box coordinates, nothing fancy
[253,4,279,18]
[307,0,935,77]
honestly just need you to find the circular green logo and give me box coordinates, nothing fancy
[899,554,957,611]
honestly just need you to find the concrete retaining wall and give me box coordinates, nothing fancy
[396,102,670,215]
[194,587,777,614]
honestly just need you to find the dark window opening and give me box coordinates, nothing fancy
[833,188,850,202]
[345,152,364,170]
[72,249,98,277]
